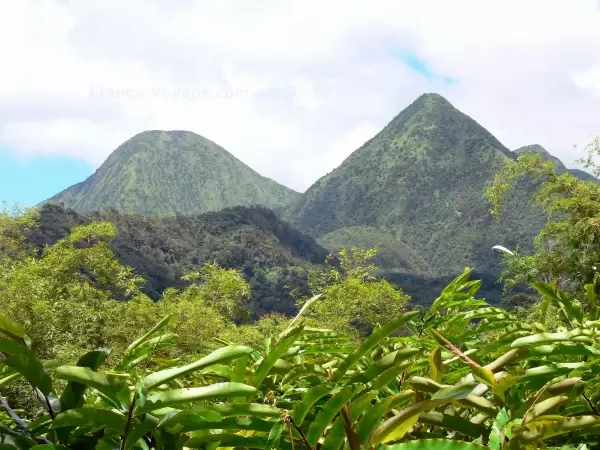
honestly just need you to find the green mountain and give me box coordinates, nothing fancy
[30,203,327,315]
[514,144,598,182]
[284,93,549,277]
[45,130,300,215]
[29,204,510,311]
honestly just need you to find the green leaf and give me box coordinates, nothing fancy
[333,311,419,382]
[306,385,362,447]
[472,366,497,387]
[348,348,419,384]
[431,383,477,400]
[513,416,600,445]
[523,396,570,423]
[60,348,111,411]
[488,408,510,450]
[143,345,253,389]
[0,315,27,341]
[50,408,127,433]
[383,439,489,449]
[185,434,266,449]
[251,325,305,389]
[191,402,281,418]
[136,382,257,414]
[124,414,159,450]
[29,446,68,449]
[292,383,341,426]
[418,411,487,438]
[53,366,129,402]
[429,346,444,383]
[3,354,53,395]
[511,329,594,348]
[370,400,449,445]
[529,343,600,356]
[284,294,322,333]
[265,421,285,450]
[355,390,415,442]
[533,281,583,329]
[126,314,172,352]
[0,338,35,358]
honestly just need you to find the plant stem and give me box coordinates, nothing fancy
[120,396,137,450]
[285,415,313,450]
[583,393,599,416]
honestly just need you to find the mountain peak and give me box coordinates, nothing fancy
[284,92,539,277]
[515,144,597,182]
[45,131,299,215]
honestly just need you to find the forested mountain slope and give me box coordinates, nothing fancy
[46,130,299,215]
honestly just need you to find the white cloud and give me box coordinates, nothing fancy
[1,0,600,191]
[571,68,600,94]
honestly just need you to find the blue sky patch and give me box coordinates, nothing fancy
[0,150,94,207]
[389,49,459,84]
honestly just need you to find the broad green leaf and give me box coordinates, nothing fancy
[523,396,570,423]
[143,345,253,389]
[410,376,446,393]
[292,383,340,426]
[371,361,413,391]
[320,392,377,450]
[3,354,53,395]
[348,348,419,384]
[518,363,584,382]
[0,315,26,341]
[53,366,129,401]
[29,446,68,449]
[50,408,127,433]
[306,385,362,447]
[136,382,257,414]
[60,348,111,411]
[418,411,487,438]
[512,329,594,348]
[185,434,266,449]
[529,343,600,356]
[489,408,510,450]
[165,415,273,432]
[513,416,600,445]
[384,439,489,449]
[251,325,305,388]
[533,281,583,329]
[0,338,35,358]
[333,311,419,381]
[472,366,497,387]
[265,421,285,450]
[370,401,446,445]
[429,346,444,383]
[191,402,280,418]
[431,383,477,400]
[124,414,159,450]
[355,390,415,442]
[547,377,582,394]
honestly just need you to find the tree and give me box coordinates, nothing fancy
[487,139,600,295]
[304,248,410,336]
[1,220,145,360]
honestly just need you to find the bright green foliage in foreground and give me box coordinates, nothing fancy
[2,267,600,449]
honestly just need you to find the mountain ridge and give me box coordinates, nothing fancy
[46,130,300,216]
[283,93,547,277]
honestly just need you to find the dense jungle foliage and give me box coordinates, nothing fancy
[0,140,599,449]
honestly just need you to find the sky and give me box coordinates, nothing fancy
[1,0,600,206]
